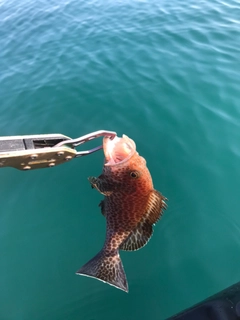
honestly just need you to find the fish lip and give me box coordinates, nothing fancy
[103,134,136,167]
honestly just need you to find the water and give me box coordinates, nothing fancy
[1,0,240,319]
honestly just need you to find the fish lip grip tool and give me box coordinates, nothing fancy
[0,130,116,170]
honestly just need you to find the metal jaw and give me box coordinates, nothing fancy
[0,130,116,170]
[54,130,116,157]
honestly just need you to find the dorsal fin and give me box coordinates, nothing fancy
[120,190,167,251]
[119,218,153,251]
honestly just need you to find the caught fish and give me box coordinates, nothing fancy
[76,134,167,292]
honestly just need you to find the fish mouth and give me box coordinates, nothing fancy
[103,134,136,166]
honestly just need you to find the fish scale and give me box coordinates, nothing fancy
[76,134,167,292]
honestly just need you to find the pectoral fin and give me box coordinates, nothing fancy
[120,190,167,251]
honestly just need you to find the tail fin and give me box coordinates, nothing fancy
[76,249,128,292]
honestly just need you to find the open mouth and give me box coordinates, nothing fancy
[103,134,136,166]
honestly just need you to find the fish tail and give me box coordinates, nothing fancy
[76,249,128,292]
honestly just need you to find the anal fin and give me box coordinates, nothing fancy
[98,200,106,216]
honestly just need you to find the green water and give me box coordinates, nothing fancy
[1,0,240,319]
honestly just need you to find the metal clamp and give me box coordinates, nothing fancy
[54,130,116,157]
[0,130,116,170]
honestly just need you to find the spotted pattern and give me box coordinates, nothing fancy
[76,249,128,292]
[79,149,167,292]
[120,190,167,251]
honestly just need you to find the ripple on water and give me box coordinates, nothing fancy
[1,0,240,318]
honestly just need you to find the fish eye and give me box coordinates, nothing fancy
[129,171,140,179]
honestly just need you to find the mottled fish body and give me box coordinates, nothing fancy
[76,134,167,292]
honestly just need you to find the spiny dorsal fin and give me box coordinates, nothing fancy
[120,190,167,251]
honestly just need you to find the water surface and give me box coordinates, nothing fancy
[1,0,240,319]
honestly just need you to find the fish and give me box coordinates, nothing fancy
[76,134,167,292]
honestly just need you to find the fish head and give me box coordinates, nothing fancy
[102,134,153,193]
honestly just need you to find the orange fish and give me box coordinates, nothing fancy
[76,134,167,292]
